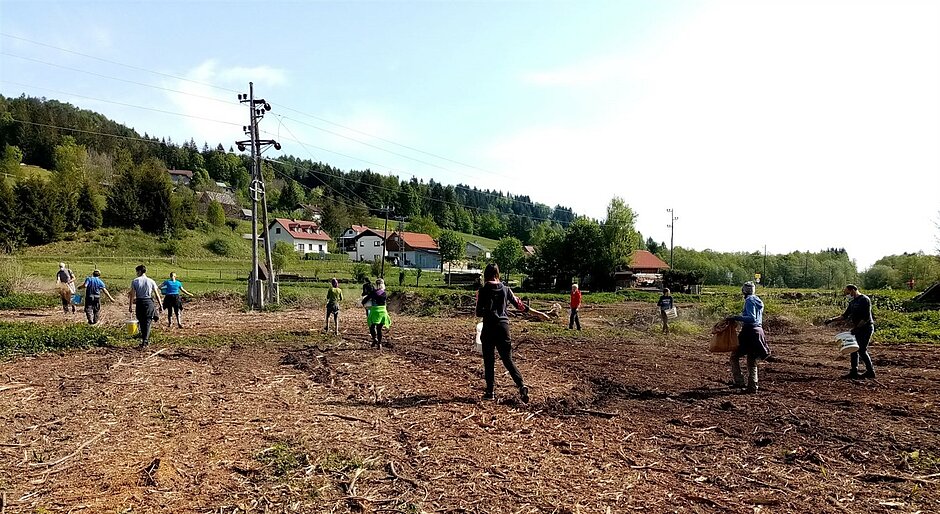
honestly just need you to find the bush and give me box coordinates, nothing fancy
[352,263,369,284]
[0,322,112,360]
[160,240,181,257]
[370,259,383,278]
[0,258,26,297]
[206,238,236,257]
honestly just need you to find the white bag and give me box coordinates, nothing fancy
[474,322,483,354]
[836,332,859,354]
[664,306,678,319]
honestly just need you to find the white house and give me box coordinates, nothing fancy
[347,228,387,262]
[267,218,331,255]
[167,169,193,186]
[386,231,440,270]
[339,224,370,252]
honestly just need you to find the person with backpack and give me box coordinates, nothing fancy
[77,269,115,325]
[825,284,876,379]
[475,263,549,403]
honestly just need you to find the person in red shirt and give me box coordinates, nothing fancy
[908,278,915,290]
[569,283,582,330]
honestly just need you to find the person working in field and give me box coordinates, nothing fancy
[128,265,163,348]
[324,278,343,335]
[55,262,76,315]
[77,269,115,325]
[726,281,770,394]
[362,278,390,349]
[568,283,582,330]
[475,263,549,403]
[657,288,674,334]
[824,284,876,379]
[160,272,194,329]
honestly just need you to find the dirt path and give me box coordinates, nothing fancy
[1,303,938,513]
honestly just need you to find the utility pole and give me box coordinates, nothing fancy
[667,208,678,269]
[237,82,281,310]
[763,244,767,284]
[380,205,393,278]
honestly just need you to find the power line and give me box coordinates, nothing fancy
[1,44,561,214]
[0,80,242,128]
[0,33,241,94]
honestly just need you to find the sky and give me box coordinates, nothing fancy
[1,0,938,269]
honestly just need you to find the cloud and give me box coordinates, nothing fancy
[164,60,288,147]
[486,1,940,268]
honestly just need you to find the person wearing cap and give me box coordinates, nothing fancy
[568,283,582,330]
[362,278,390,349]
[128,264,163,348]
[726,281,770,393]
[825,284,875,379]
[657,288,674,334]
[77,269,115,325]
[55,262,76,315]
[324,277,343,335]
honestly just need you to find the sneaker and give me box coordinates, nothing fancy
[482,392,495,401]
[519,386,530,404]
[841,370,861,380]
[861,369,876,379]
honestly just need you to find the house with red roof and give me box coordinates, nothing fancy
[339,224,371,253]
[615,250,670,288]
[629,250,670,273]
[268,218,331,255]
[386,231,441,270]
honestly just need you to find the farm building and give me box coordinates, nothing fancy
[267,218,331,255]
[167,169,193,186]
[199,191,242,218]
[347,228,387,262]
[465,241,491,260]
[386,231,440,270]
[615,250,671,289]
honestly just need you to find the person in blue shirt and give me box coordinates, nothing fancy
[726,281,770,393]
[77,270,115,325]
[160,272,194,329]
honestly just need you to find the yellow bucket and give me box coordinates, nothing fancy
[125,319,139,336]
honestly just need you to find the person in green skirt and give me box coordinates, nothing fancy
[361,278,391,349]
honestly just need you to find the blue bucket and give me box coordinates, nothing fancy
[71,293,82,305]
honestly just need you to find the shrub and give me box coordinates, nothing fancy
[0,258,26,297]
[352,263,369,284]
[0,293,59,310]
[0,322,112,359]
[160,240,181,257]
[370,259,383,278]
[206,238,236,257]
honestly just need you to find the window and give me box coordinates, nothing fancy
[360,241,365,247]
[318,245,324,252]
[296,244,303,251]
[308,244,313,250]
[374,241,381,247]
[276,228,281,234]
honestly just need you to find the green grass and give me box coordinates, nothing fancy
[0,293,60,310]
[0,322,113,359]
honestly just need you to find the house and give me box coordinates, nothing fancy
[465,241,491,260]
[339,225,370,252]
[240,208,252,220]
[267,218,331,255]
[167,169,193,186]
[199,191,242,218]
[386,231,440,270]
[347,228,387,262]
[523,245,536,258]
[629,250,670,273]
[296,204,323,222]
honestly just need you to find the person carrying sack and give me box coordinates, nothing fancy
[825,284,875,379]
[657,288,674,334]
[725,281,770,394]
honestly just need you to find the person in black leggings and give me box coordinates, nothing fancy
[475,263,548,403]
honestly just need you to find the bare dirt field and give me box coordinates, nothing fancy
[1,300,938,513]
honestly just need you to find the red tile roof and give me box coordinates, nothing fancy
[272,218,331,241]
[167,169,193,178]
[393,231,438,250]
[349,225,369,233]
[630,250,669,270]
